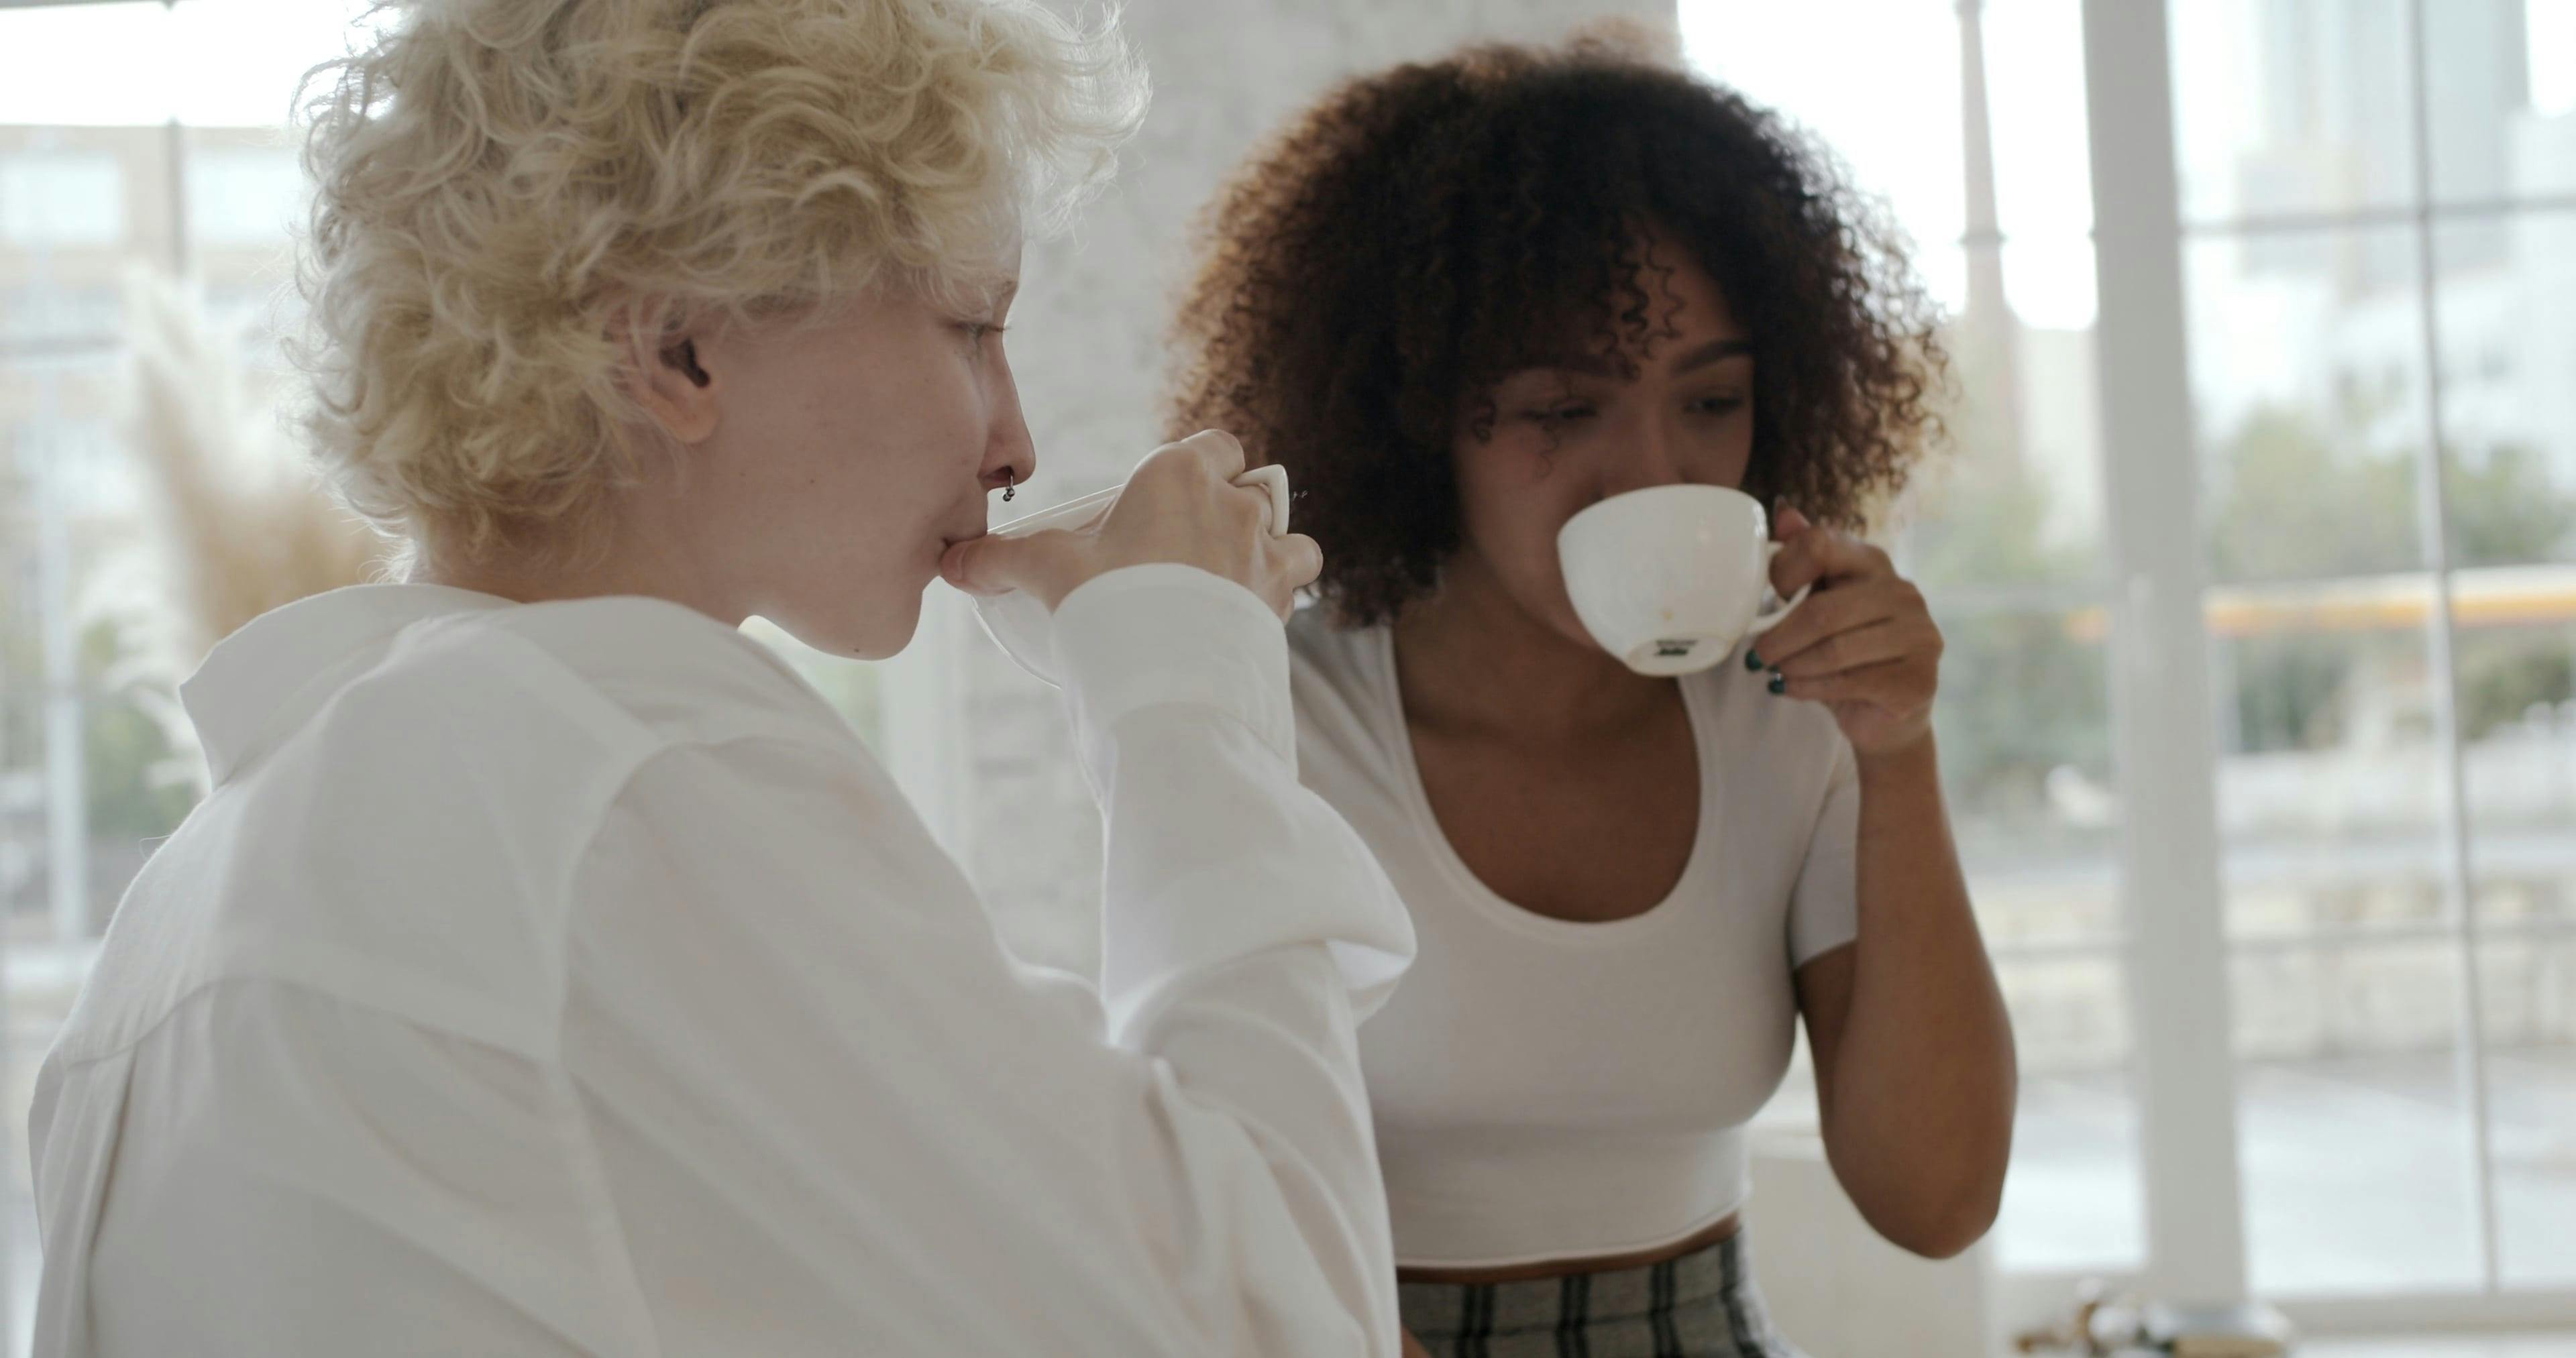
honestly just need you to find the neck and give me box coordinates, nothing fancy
[1389,549,1672,742]
[411,498,741,625]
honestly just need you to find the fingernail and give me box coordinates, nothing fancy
[1767,670,1786,695]
[1743,647,1765,671]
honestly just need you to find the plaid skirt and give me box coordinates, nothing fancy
[1398,1232,1803,1358]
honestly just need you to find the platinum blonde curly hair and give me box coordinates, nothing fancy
[294,0,1145,556]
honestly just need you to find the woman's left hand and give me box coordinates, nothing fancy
[1748,506,1943,759]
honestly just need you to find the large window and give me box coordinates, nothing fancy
[1692,0,2576,1333]
[2174,0,2576,1301]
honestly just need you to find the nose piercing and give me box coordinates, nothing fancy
[1001,470,1016,502]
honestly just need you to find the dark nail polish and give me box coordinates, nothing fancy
[1767,670,1786,695]
[1744,647,1765,671]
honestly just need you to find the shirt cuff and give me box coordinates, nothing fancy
[1051,565,1295,770]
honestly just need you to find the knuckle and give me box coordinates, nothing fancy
[1186,427,1245,468]
[1134,445,1193,487]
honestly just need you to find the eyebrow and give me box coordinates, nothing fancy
[1517,336,1754,379]
[1669,337,1754,374]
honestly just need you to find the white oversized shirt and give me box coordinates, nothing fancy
[29,569,1415,1357]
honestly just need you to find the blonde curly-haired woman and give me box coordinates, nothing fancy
[28,2,1413,1354]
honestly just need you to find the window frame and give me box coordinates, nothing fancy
[2039,0,2576,1334]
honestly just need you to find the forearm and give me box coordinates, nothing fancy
[1061,567,1414,1033]
[1818,736,2017,1258]
[1060,566,1417,1353]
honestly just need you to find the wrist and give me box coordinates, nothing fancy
[1854,730,1939,785]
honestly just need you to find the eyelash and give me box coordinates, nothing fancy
[959,321,1006,344]
[1519,396,1745,423]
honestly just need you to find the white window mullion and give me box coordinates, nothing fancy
[2079,0,2249,1304]
[32,376,89,946]
[2401,0,2504,1296]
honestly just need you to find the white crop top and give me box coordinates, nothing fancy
[1286,609,1861,1269]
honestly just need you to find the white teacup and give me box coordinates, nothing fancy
[1557,484,1810,677]
[971,463,1293,687]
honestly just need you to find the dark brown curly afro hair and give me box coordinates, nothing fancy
[1166,29,1947,626]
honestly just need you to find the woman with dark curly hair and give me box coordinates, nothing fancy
[1170,32,2018,1357]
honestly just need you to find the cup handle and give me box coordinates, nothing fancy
[1745,541,1811,636]
[1234,463,1291,536]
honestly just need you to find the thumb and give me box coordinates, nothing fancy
[1773,502,1813,541]
[942,530,1074,602]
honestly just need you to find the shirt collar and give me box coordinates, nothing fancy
[180,583,511,785]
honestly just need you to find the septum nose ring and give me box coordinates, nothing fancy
[1001,470,1017,502]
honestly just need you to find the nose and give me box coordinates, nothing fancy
[979,371,1037,497]
[1598,407,1687,498]
[979,441,1034,497]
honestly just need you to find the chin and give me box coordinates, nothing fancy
[771,584,922,662]
[843,600,920,661]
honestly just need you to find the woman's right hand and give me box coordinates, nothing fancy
[1401,1326,1439,1358]
[941,429,1321,619]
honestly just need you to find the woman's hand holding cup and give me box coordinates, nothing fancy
[942,429,1321,620]
[1748,506,1944,759]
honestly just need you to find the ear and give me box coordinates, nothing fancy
[619,308,722,445]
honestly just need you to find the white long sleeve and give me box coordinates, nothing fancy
[28,571,1414,1356]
